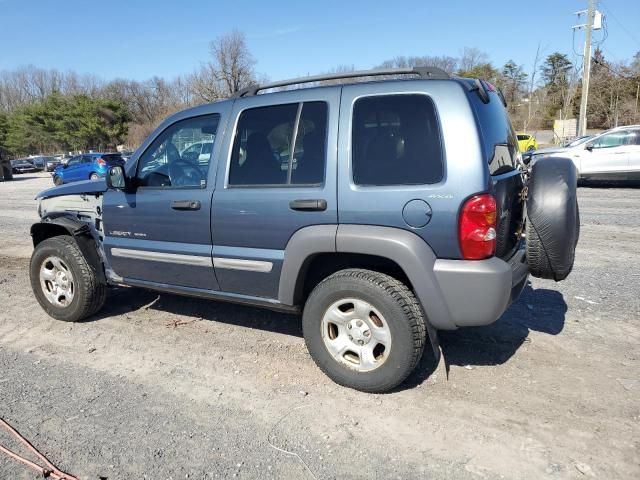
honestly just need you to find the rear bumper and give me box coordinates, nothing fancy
[432,246,528,329]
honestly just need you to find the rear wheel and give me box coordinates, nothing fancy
[303,269,426,393]
[90,173,99,180]
[30,236,107,322]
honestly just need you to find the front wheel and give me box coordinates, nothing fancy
[303,269,427,393]
[90,173,99,180]
[53,176,63,186]
[30,235,107,322]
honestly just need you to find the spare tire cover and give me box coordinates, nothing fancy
[526,157,579,281]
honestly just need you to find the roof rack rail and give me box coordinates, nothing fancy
[233,66,450,98]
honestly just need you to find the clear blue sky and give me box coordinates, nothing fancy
[1,0,639,82]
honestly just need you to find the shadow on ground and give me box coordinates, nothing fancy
[90,285,302,337]
[579,180,640,189]
[439,283,566,366]
[87,282,566,392]
[401,283,567,390]
[3,175,44,182]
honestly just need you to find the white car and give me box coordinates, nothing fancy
[532,125,640,181]
[180,140,213,166]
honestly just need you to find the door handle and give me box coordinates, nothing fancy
[289,199,327,211]
[171,200,201,210]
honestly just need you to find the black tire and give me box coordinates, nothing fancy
[30,235,107,322]
[527,145,536,152]
[90,173,99,180]
[526,157,579,281]
[53,176,63,186]
[302,269,426,393]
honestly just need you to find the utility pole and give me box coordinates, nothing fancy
[577,0,595,136]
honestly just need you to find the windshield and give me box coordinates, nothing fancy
[565,136,592,147]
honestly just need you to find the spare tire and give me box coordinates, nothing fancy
[526,157,579,281]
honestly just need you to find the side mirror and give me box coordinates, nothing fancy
[106,165,127,190]
[585,144,594,152]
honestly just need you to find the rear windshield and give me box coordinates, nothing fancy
[516,135,529,141]
[102,154,123,163]
[469,88,519,175]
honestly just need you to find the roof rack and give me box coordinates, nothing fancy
[233,66,450,98]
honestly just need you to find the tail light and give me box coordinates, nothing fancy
[458,194,497,260]
[96,158,106,167]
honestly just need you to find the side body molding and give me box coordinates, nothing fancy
[336,225,456,330]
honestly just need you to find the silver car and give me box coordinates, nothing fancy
[533,125,640,181]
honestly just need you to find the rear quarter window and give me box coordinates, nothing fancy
[351,94,444,186]
[469,90,519,175]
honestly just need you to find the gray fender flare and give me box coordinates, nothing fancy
[336,225,456,330]
[278,225,338,306]
[278,224,457,330]
[31,215,107,285]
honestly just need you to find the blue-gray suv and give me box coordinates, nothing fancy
[29,68,579,392]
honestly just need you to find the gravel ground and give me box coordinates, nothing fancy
[0,172,639,479]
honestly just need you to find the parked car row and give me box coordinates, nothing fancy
[7,155,66,174]
[10,158,41,174]
[528,125,640,182]
[52,152,125,185]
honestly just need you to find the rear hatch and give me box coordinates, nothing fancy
[466,81,525,260]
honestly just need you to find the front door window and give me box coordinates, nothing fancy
[136,115,220,188]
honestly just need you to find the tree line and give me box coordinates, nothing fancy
[1,31,639,158]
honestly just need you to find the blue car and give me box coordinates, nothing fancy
[52,153,124,185]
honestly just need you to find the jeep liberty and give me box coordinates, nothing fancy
[29,68,579,392]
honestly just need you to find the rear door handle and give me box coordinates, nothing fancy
[289,199,327,211]
[171,200,201,211]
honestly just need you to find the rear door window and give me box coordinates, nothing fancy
[351,94,443,186]
[228,101,328,186]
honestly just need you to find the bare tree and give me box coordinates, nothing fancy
[212,30,256,93]
[188,30,256,102]
[377,55,458,73]
[458,47,489,72]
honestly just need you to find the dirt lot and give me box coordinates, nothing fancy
[0,173,638,479]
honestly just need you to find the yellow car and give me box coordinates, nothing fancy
[517,133,538,152]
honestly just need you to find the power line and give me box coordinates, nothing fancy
[592,57,636,79]
[599,0,640,48]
